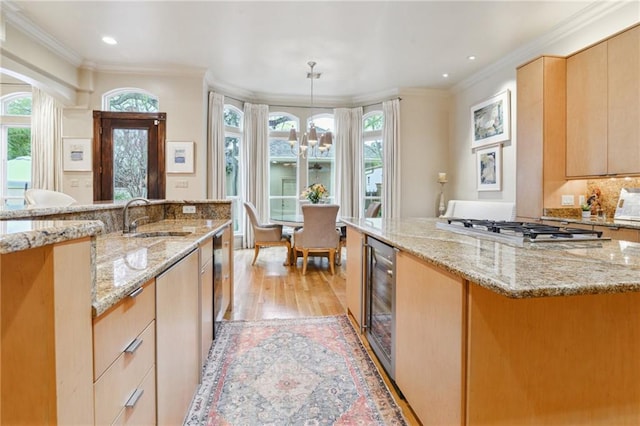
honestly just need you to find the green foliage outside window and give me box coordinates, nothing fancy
[7,128,31,160]
[108,93,158,112]
[5,97,32,115]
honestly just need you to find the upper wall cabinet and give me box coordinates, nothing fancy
[608,25,640,175]
[566,41,608,177]
[516,56,566,220]
[566,24,640,178]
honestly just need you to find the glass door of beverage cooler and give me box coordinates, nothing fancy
[364,236,396,381]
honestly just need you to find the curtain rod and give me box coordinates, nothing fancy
[218,92,401,110]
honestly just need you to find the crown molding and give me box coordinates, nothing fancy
[452,0,634,93]
[94,63,207,78]
[3,0,83,67]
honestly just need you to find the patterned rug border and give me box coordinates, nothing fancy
[185,315,407,425]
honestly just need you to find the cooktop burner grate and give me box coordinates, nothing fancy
[440,218,607,243]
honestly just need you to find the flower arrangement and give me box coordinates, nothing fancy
[301,183,328,204]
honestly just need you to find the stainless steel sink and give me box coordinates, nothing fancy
[131,231,193,238]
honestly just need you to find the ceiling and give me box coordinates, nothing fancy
[6,1,603,101]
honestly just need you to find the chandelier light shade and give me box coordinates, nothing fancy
[289,61,333,158]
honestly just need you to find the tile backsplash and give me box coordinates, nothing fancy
[587,177,640,219]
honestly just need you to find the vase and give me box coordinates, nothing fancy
[581,211,591,219]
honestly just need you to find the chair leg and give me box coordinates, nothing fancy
[329,249,336,275]
[302,250,309,275]
[336,244,342,266]
[252,245,260,265]
[283,241,291,266]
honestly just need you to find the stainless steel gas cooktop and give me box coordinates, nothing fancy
[436,218,611,246]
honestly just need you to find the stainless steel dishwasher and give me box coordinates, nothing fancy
[364,236,397,381]
[212,229,224,339]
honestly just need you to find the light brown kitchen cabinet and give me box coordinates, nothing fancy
[93,279,156,425]
[516,56,567,220]
[200,238,214,371]
[156,249,200,425]
[1,239,94,425]
[607,25,640,175]
[566,41,608,177]
[395,251,465,426]
[345,226,364,328]
[595,225,639,242]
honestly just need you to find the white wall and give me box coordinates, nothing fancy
[448,3,640,203]
[399,88,451,218]
[62,70,208,203]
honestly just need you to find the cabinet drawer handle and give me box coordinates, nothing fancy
[610,227,620,231]
[128,287,143,298]
[224,274,230,280]
[124,338,143,354]
[125,388,144,408]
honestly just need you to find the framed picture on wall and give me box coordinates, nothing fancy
[166,141,194,173]
[477,145,501,191]
[62,137,92,171]
[470,90,511,149]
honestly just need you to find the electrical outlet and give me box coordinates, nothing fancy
[561,195,575,206]
[70,179,79,187]
[175,180,189,188]
[183,205,196,214]
[579,195,586,206]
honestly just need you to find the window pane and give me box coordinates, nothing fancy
[6,127,31,206]
[307,160,333,201]
[113,128,148,199]
[224,108,241,128]
[269,115,298,131]
[4,96,32,116]
[225,136,240,196]
[364,113,383,131]
[309,115,334,133]
[364,138,383,209]
[108,93,158,112]
[269,138,298,216]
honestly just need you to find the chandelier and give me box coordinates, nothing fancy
[289,61,333,158]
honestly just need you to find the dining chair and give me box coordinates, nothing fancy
[243,201,292,265]
[293,204,341,275]
[24,189,77,207]
[365,201,382,218]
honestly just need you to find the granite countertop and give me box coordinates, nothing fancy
[342,217,640,299]
[0,219,105,254]
[94,219,230,317]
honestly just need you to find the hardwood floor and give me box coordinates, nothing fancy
[227,246,421,425]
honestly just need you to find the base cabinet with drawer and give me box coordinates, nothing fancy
[92,279,156,425]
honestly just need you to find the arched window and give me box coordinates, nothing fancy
[102,88,159,112]
[363,111,383,216]
[268,112,300,217]
[224,105,243,233]
[1,92,32,207]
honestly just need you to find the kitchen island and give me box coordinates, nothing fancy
[343,217,640,426]
[0,201,233,425]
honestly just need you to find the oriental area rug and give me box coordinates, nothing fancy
[184,315,407,425]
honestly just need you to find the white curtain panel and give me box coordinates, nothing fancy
[31,88,63,191]
[335,107,363,218]
[382,99,401,218]
[241,103,269,248]
[208,92,226,199]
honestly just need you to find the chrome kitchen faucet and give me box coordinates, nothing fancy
[122,197,150,234]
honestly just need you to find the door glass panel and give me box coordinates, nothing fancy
[113,128,148,200]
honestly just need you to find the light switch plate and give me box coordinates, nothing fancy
[561,195,575,206]
[183,205,196,214]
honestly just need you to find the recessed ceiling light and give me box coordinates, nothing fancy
[468,55,476,61]
[102,36,117,45]
[442,73,449,78]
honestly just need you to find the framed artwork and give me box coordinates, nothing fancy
[471,89,510,149]
[477,145,501,191]
[166,141,194,173]
[62,137,92,171]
